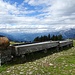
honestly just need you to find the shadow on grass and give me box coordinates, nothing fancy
[5,46,72,66]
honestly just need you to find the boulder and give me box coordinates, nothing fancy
[0,37,10,50]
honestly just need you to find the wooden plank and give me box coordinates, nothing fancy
[10,40,73,56]
[59,40,73,47]
[11,41,59,56]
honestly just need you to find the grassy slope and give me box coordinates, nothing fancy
[0,40,75,75]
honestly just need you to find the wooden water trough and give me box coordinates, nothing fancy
[59,40,73,49]
[10,40,73,56]
[0,39,73,66]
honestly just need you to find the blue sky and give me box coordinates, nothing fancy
[0,0,75,33]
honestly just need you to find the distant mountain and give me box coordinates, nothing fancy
[0,28,75,42]
[59,28,75,39]
[0,35,4,37]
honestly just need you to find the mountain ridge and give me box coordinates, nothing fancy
[0,28,75,42]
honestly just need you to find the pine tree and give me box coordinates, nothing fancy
[34,36,40,42]
[58,34,63,40]
[48,34,51,40]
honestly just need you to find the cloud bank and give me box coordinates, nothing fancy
[0,0,75,33]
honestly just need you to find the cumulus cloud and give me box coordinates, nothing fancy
[24,0,51,6]
[0,0,75,33]
[50,0,75,16]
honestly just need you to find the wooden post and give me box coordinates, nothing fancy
[56,46,59,52]
[67,45,69,48]
[0,49,11,66]
[44,49,47,53]
[60,47,63,50]
[71,42,73,47]
[0,53,1,66]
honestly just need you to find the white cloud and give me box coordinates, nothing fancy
[0,0,75,34]
[50,0,75,16]
[24,0,51,6]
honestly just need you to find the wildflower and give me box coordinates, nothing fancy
[6,70,10,73]
[49,63,53,66]
[29,71,33,75]
[20,72,24,74]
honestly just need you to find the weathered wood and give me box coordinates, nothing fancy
[11,41,59,56]
[0,49,11,66]
[0,40,73,66]
[59,40,73,47]
[10,40,73,56]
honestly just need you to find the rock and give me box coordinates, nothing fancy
[0,37,10,50]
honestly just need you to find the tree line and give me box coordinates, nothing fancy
[33,34,63,42]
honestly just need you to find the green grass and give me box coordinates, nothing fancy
[10,41,24,45]
[0,65,8,73]
[0,40,75,75]
[73,40,75,46]
[10,41,17,45]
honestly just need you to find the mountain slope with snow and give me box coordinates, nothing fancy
[0,28,75,42]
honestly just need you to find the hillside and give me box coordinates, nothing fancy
[0,41,75,75]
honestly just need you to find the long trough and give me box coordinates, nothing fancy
[10,40,73,56]
[11,41,59,56]
[0,40,73,66]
